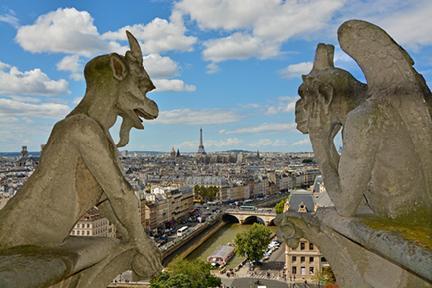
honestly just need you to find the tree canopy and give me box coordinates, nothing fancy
[274,198,286,214]
[150,259,221,288]
[234,223,272,262]
[194,185,219,202]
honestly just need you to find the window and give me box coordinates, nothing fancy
[301,267,306,275]
[321,257,327,262]
[86,231,90,235]
[309,267,314,274]
[310,256,314,263]
[309,243,314,250]
[292,256,297,262]
[292,267,297,274]
[300,242,305,250]
[301,256,305,263]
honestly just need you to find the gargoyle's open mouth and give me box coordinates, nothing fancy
[134,108,157,121]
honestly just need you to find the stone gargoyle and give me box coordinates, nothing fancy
[276,19,432,287]
[296,19,432,220]
[0,31,162,288]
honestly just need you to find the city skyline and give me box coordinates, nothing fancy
[0,1,431,152]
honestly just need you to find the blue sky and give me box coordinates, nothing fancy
[0,0,431,152]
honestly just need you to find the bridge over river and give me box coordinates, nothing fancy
[223,208,277,226]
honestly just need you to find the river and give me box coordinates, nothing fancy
[186,223,277,268]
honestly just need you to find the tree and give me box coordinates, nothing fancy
[235,223,272,262]
[314,266,337,286]
[194,185,219,202]
[275,198,286,214]
[150,259,221,288]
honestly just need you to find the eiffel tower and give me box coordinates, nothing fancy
[197,128,206,155]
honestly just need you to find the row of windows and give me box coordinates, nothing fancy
[74,221,107,229]
[298,242,314,251]
[292,256,315,263]
[291,266,315,275]
[71,230,92,236]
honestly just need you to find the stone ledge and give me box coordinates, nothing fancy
[316,207,432,283]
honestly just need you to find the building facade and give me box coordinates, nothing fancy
[284,190,329,283]
[70,207,116,238]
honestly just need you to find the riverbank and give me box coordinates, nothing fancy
[162,215,226,265]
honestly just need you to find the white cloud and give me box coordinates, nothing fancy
[57,55,83,81]
[175,0,270,31]
[333,0,432,49]
[0,60,68,96]
[102,12,197,54]
[225,123,295,134]
[0,98,70,118]
[206,62,219,74]
[265,96,298,115]
[153,79,196,92]
[0,11,19,28]
[143,54,178,78]
[376,2,432,48]
[203,33,279,63]
[73,97,83,105]
[292,138,310,146]
[16,8,108,56]
[279,62,313,79]
[248,138,288,147]
[158,109,240,125]
[177,0,344,63]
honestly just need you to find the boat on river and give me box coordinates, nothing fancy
[207,243,235,267]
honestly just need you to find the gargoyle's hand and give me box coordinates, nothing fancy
[275,214,302,249]
[132,237,163,279]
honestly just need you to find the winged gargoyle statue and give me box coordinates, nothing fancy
[296,19,432,220]
[276,19,432,287]
[0,31,162,288]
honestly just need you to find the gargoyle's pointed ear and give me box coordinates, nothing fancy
[110,53,128,81]
[312,43,335,71]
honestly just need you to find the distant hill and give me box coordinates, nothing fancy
[223,149,253,153]
[0,152,40,158]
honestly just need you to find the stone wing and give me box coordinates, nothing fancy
[338,19,432,204]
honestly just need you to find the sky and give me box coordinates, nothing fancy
[0,0,431,152]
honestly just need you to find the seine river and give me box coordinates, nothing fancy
[186,223,277,268]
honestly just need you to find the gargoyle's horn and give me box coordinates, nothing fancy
[312,43,334,71]
[126,30,142,60]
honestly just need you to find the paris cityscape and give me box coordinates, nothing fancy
[0,1,431,288]
[0,128,327,287]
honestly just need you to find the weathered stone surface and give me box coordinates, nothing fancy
[276,209,432,287]
[295,19,432,220]
[278,19,432,287]
[0,31,162,287]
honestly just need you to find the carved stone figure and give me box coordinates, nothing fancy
[277,19,432,288]
[296,20,432,219]
[0,31,162,287]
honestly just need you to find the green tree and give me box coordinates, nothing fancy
[314,266,337,285]
[150,259,221,288]
[274,198,286,214]
[235,223,272,262]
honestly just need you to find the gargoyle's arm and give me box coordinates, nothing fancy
[310,106,378,216]
[97,197,129,240]
[310,127,343,203]
[71,117,147,245]
[337,106,378,216]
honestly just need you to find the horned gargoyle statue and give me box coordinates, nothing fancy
[296,19,432,219]
[0,31,163,288]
